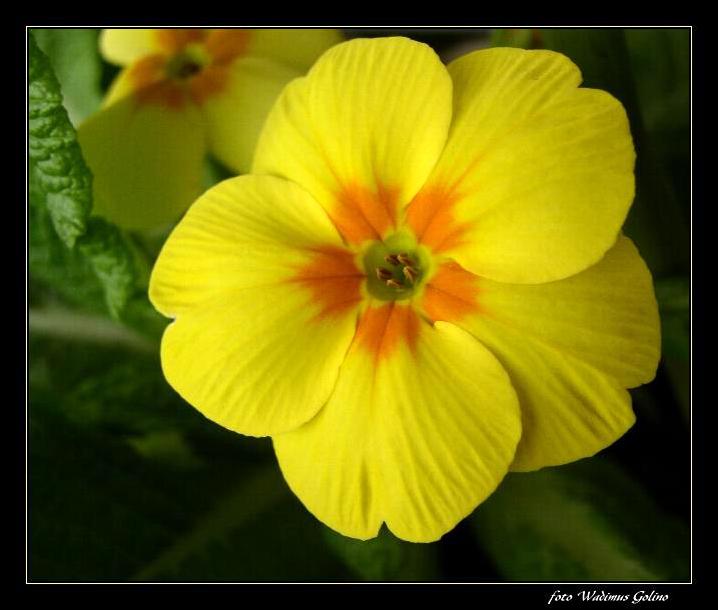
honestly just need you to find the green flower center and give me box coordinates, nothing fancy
[363,231,431,301]
[165,44,211,80]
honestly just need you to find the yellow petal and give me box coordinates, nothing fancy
[152,176,363,437]
[202,57,301,174]
[149,175,357,316]
[100,29,162,66]
[458,237,659,471]
[406,48,635,283]
[274,305,521,542]
[101,58,168,108]
[253,37,452,246]
[77,96,206,230]
[246,29,344,71]
[101,66,143,108]
[479,236,660,387]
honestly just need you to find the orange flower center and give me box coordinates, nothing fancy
[129,29,251,109]
[164,43,211,81]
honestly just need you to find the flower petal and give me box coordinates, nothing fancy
[100,29,163,66]
[457,237,659,471]
[202,57,301,173]
[246,29,344,71]
[100,58,166,108]
[150,175,357,316]
[273,305,521,542]
[77,96,206,230]
[253,37,452,246]
[152,175,363,437]
[406,48,635,283]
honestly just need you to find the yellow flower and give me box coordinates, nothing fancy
[149,37,661,542]
[77,28,342,229]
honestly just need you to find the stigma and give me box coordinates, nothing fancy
[362,231,432,301]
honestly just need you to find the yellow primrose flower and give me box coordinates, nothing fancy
[149,37,661,542]
[77,28,342,229]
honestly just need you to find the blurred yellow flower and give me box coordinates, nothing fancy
[77,28,342,229]
[149,37,661,542]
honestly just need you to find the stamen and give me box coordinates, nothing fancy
[363,234,427,301]
[402,266,417,284]
[175,61,202,79]
[375,267,393,281]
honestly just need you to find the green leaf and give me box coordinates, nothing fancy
[29,32,92,248]
[76,217,137,318]
[128,430,205,470]
[30,179,140,319]
[324,528,439,581]
[131,466,286,580]
[29,32,142,320]
[654,276,690,418]
[31,28,103,125]
[30,400,286,581]
[29,331,183,437]
[655,276,690,360]
[132,467,350,581]
[655,275,690,315]
[119,294,170,343]
[625,29,689,167]
[29,176,105,312]
[28,329,268,459]
[472,459,690,581]
[30,331,334,581]
[29,401,205,581]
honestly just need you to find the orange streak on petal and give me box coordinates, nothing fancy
[422,261,482,323]
[355,303,420,363]
[405,184,470,253]
[128,55,189,110]
[188,64,230,105]
[332,183,398,245]
[128,54,166,91]
[204,29,251,64]
[291,246,364,321]
[154,29,207,55]
[133,81,189,109]
[135,81,189,109]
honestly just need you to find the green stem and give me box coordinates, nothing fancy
[29,307,157,354]
[132,466,290,580]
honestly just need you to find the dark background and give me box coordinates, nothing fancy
[28,28,691,583]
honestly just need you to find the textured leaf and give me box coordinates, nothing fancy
[29,173,105,312]
[76,217,137,318]
[472,459,690,581]
[29,333,189,436]
[31,28,103,125]
[29,32,142,320]
[28,32,91,247]
[30,183,140,319]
